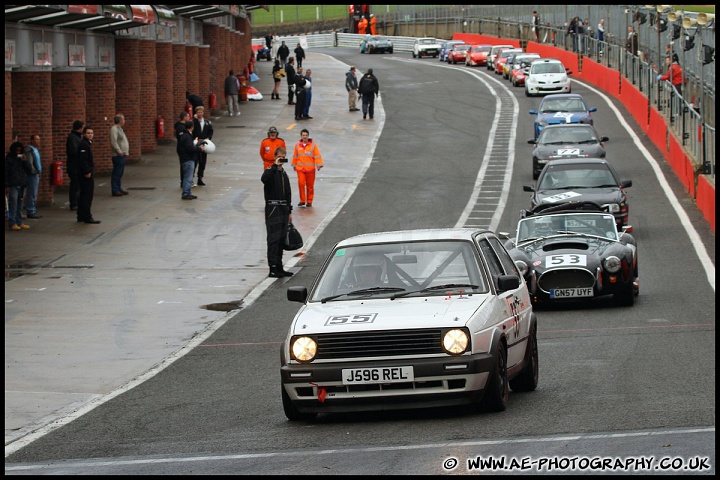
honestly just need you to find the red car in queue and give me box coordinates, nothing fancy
[465,44,492,67]
[510,54,541,87]
[447,43,471,64]
[494,48,523,75]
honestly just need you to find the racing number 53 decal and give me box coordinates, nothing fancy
[325,313,378,326]
[545,254,587,267]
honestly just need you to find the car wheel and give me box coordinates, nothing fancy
[389,48,393,54]
[282,386,318,421]
[615,280,636,306]
[480,341,508,412]
[510,324,539,392]
[412,52,416,58]
[525,88,531,97]
[532,161,540,179]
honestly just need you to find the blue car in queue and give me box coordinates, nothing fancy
[530,93,597,139]
[503,201,638,307]
[280,228,539,420]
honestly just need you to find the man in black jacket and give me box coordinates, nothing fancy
[277,40,290,66]
[192,106,213,186]
[261,146,294,278]
[65,120,84,210]
[177,121,204,200]
[76,127,100,224]
[358,69,380,120]
[285,57,296,105]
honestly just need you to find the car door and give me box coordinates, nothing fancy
[476,235,531,370]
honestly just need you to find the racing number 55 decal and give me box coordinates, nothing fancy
[545,254,587,267]
[325,313,378,326]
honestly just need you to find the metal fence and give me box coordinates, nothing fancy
[254,5,715,176]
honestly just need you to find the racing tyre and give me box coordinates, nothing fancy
[480,341,509,412]
[389,48,393,54]
[412,52,416,58]
[525,88,532,97]
[510,324,539,392]
[615,282,635,307]
[282,386,318,421]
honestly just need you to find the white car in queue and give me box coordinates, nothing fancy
[280,228,539,421]
[525,58,572,97]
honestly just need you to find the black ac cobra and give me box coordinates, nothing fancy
[503,202,639,307]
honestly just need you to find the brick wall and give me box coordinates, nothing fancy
[12,71,52,206]
[138,40,158,153]
[85,72,115,176]
[156,42,174,142]
[6,21,254,206]
[115,38,142,160]
[50,71,86,201]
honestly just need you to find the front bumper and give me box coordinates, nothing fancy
[281,354,493,413]
[526,82,571,95]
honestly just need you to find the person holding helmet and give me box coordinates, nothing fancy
[260,126,286,170]
[192,106,213,186]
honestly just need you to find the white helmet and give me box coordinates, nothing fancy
[194,139,216,153]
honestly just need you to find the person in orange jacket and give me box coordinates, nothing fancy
[260,126,286,170]
[292,128,324,207]
[358,15,368,35]
[369,14,377,35]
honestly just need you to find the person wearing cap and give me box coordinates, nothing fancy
[370,13,377,35]
[261,146,294,278]
[260,126,286,170]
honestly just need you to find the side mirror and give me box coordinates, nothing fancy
[589,107,597,113]
[529,110,538,115]
[621,180,633,188]
[523,185,535,192]
[528,139,537,144]
[497,274,521,292]
[287,286,308,303]
[600,136,609,142]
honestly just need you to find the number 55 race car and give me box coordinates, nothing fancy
[280,229,539,421]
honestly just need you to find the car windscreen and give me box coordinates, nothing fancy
[539,127,597,144]
[517,213,618,242]
[540,98,587,113]
[532,63,566,74]
[310,241,489,302]
[538,164,618,190]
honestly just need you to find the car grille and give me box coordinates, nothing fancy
[537,268,595,292]
[315,329,445,360]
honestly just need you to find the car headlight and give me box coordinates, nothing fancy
[604,256,621,273]
[603,203,620,213]
[290,336,317,362]
[442,329,469,355]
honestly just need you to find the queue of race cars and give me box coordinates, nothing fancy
[277,36,638,421]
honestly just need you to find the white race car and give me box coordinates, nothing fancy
[280,228,539,420]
